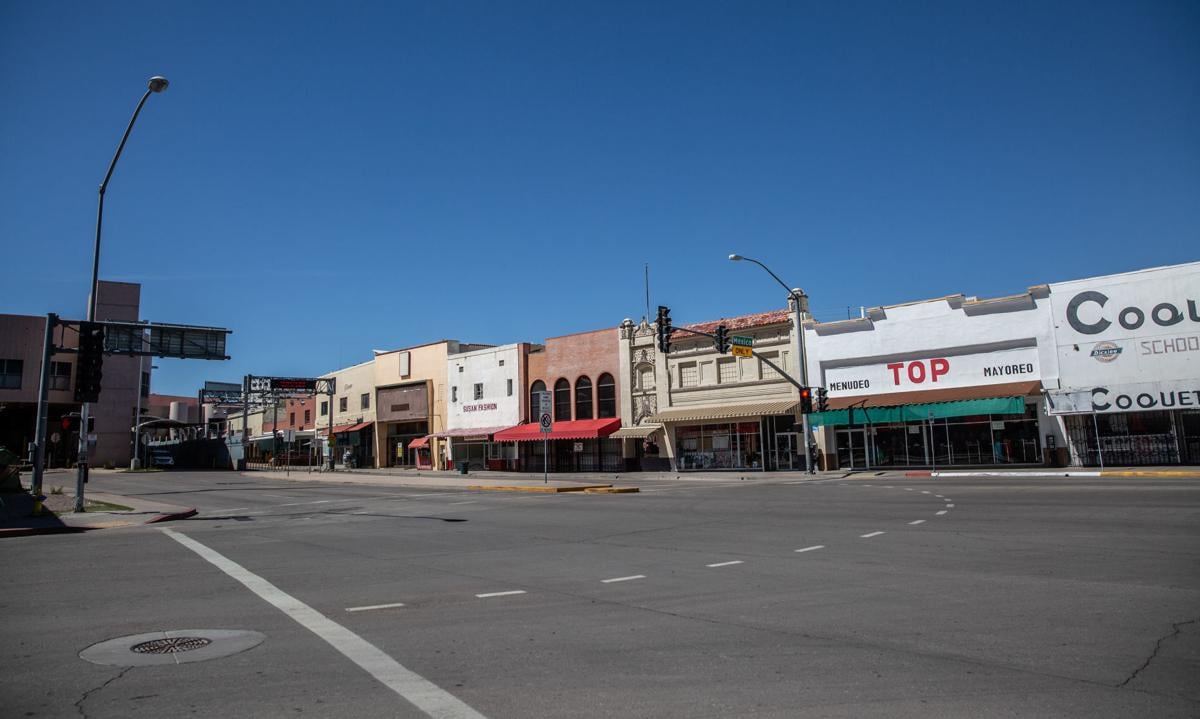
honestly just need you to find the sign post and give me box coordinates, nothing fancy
[538,391,552,484]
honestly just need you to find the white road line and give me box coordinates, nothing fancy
[276,499,334,507]
[346,602,406,612]
[943,498,952,502]
[946,503,956,508]
[904,488,914,491]
[795,545,825,553]
[908,520,926,525]
[448,501,477,505]
[920,491,931,494]
[936,510,948,516]
[862,484,873,487]
[475,590,526,599]
[884,485,894,488]
[934,494,944,498]
[159,528,486,719]
[601,575,646,584]
[860,531,886,538]
[706,561,744,568]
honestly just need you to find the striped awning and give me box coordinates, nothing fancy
[647,399,798,424]
[609,424,662,439]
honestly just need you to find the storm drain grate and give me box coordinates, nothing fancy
[130,636,212,655]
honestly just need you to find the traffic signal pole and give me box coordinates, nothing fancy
[31,314,57,496]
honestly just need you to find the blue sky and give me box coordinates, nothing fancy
[2,1,1197,396]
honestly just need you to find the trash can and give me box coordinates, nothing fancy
[459,461,469,475]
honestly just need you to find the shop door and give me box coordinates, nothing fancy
[836,429,869,469]
[774,432,798,470]
[1179,412,1200,464]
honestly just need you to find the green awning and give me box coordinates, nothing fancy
[808,396,1026,427]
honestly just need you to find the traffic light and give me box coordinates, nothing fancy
[59,414,93,433]
[816,387,829,412]
[656,305,673,354]
[799,386,813,414]
[714,324,729,354]
[74,321,105,403]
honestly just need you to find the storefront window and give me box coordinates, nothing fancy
[834,405,1041,468]
[677,422,762,470]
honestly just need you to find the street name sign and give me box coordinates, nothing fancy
[731,335,754,357]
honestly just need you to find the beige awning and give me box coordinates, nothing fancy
[610,424,662,439]
[647,399,798,424]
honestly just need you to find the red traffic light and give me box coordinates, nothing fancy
[800,388,811,398]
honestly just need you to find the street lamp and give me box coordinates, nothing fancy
[75,76,169,511]
[729,254,816,473]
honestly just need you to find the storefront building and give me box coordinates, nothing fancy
[1044,262,1200,466]
[437,343,533,471]
[498,328,623,472]
[316,358,377,468]
[619,304,805,472]
[805,285,1060,469]
[372,340,489,469]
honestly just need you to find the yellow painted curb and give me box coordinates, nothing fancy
[468,484,613,493]
[583,487,640,494]
[1100,471,1197,477]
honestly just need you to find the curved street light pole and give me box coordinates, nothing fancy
[75,76,169,511]
[729,254,816,473]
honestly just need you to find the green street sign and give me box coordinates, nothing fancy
[731,336,753,347]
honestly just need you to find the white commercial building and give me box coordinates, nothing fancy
[804,285,1060,469]
[439,343,533,470]
[1043,262,1200,466]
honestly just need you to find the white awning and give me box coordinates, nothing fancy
[647,399,798,424]
[609,424,662,439]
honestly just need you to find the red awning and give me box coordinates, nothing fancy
[429,425,518,440]
[493,418,621,442]
[318,421,374,435]
[407,436,429,449]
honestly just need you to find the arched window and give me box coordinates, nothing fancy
[575,376,593,420]
[529,380,546,422]
[597,373,616,418]
[554,378,571,421]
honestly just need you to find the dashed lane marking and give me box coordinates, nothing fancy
[946,503,956,508]
[921,491,931,494]
[706,561,744,568]
[936,510,948,516]
[601,575,646,584]
[909,520,926,525]
[346,602,406,612]
[475,590,526,599]
[795,545,825,553]
[160,528,487,719]
[860,531,886,538]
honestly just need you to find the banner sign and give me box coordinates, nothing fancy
[823,347,1040,398]
[1049,263,1200,412]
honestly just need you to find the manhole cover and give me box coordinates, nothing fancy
[80,629,265,667]
[131,636,213,654]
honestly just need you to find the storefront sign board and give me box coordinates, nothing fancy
[823,347,1040,398]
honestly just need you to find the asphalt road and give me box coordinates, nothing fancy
[3,470,1198,718]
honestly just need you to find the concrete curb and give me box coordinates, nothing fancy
[0,526,88,538]
[145,508,199,523]
[903,470,1194,478]
[467,484,613,493]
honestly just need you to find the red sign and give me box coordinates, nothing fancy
[886,358,950,386]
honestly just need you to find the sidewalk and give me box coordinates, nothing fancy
[902,466,1200,478]
[0,485,197,538]
[238,464,857,489]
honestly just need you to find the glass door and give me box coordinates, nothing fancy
[774,432,797,470]
[836,428,869,469]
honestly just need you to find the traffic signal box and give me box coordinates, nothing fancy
[714,325,729,354]
[656,306,673,354]
[816,387,829,412]
[74,321,105,403]
[799,387,813,414]
[60,414,94,433]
